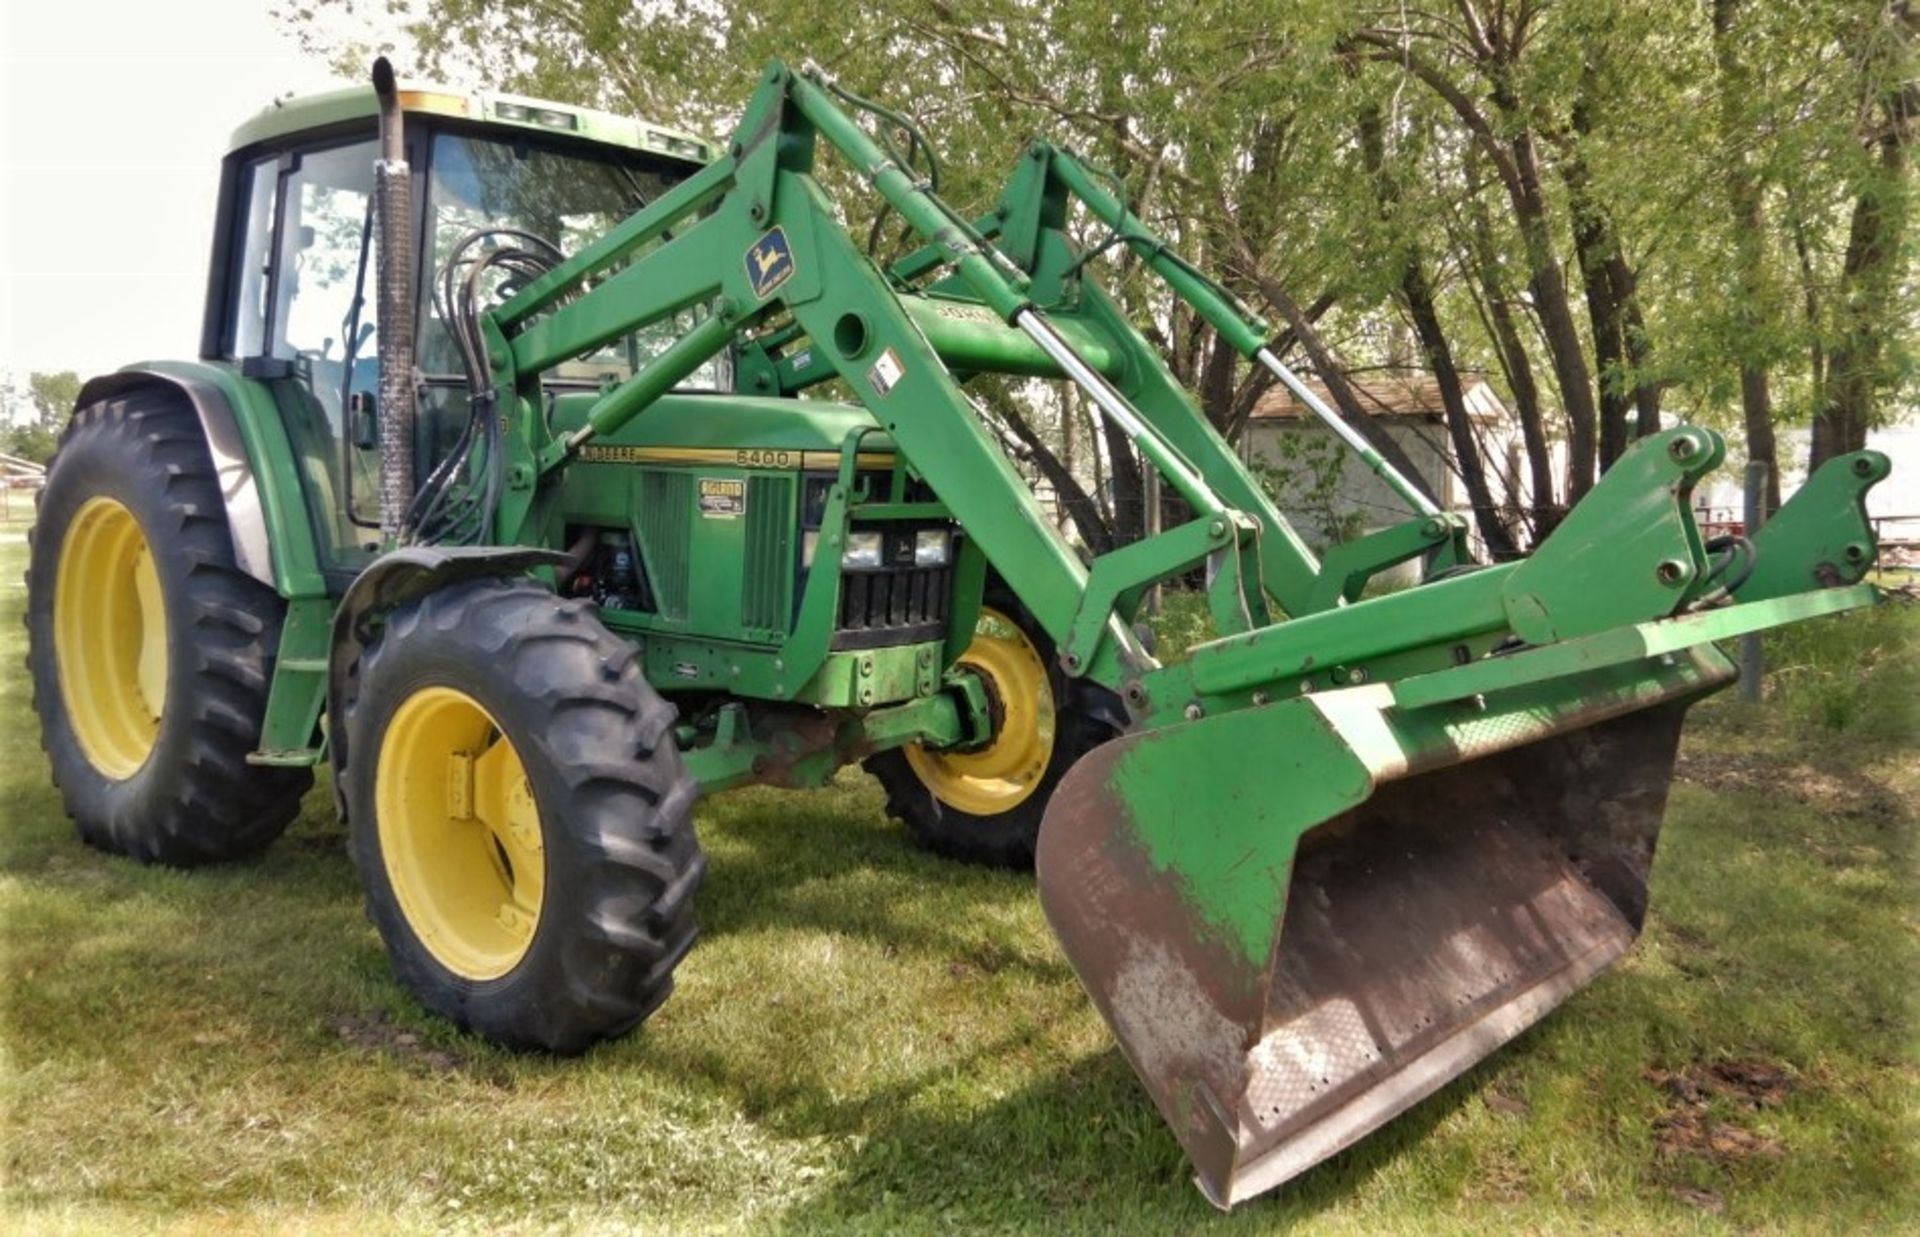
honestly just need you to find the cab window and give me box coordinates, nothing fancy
[423,132,730,391]
[226,138,384,568]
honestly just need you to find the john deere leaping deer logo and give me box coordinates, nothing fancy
[745,227,795,299]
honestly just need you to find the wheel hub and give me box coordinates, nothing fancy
[54,496,167,779]
[904,607,1055,815]
[375,686,546,981]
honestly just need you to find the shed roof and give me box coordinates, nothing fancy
[1251,373,1508,424]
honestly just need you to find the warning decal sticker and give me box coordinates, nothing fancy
[868,347,906,397]
[698,477,746,518]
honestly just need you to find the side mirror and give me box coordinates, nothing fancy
[349,391,379,450]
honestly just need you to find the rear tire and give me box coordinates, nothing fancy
[342,579,704,1052]
[26,392,312,865]
[866,597,1121,869]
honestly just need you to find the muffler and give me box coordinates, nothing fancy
[371,56,416,542]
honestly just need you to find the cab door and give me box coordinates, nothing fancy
[222,136,396,576]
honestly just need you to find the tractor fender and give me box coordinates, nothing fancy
[325,546,568,814]
[75,369,276,589]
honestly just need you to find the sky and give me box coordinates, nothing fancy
[1,2,386,385]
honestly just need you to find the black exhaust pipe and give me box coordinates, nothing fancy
[371,57,416,542]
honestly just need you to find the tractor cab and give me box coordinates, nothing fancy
[204,84,725,582]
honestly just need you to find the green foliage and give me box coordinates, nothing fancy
[1247,432,1365,552]
[1143,587,1215,664]
[3,423,57,465]
[1756,594,1919,742]
[25,371,80,426]
[2,371,80,464]
[277,0,1913,547]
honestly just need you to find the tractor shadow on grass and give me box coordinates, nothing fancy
[655,1000,1495,1231]
[687,779,1080,986]
[643,777,1501,1227]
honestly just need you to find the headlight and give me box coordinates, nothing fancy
[841,531,883,569]
[913,529,952,567]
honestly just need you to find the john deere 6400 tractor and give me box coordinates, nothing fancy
[27,59,1889,1205]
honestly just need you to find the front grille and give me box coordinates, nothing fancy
[635,472,691,620]
[835,564,950,649]
[741,474,795,637]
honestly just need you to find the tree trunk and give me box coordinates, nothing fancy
[973,381,1116,554]
[1221,290,1334,445]
[1566,193,1634,471]
[1814,1,1916,468]
[1402,260,1520,557]
[1101,416,1147,544]
[1611,252,1661,436]
[1559,99,1631,470]
[1462,163,1559,539]
[1817,109,1912,463]
[1562,81,1660,464]
[1509,130,1602,499]
[1356,100,1516,555]
[1343,30,1598,498]
[1712,0,1783,512]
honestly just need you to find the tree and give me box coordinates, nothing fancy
[26,371,81,429]
[2,371,80,464]
[279,0,1915,554]
[1814,1,1917,466]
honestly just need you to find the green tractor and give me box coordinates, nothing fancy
[27,58,1889,1206]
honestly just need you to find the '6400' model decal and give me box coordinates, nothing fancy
[576,444,897,471]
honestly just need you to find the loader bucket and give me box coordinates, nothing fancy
[1036,643,1737,1208]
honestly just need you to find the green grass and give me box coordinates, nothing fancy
[2,539,1915,1233]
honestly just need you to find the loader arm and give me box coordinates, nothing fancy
[480,61,1312,691]
[467,60,1892,1207]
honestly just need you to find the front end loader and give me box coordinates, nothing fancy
[25,58,1889,1207]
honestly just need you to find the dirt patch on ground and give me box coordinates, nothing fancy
[1673,751,1903,827]
[331,1012,469,1074]
[1670,1185,1726,1213]
[1645,1058,1793,1165]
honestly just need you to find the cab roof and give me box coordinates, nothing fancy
[226,80,716,166]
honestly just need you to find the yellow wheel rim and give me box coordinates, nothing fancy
[54,496,168,779]
[375,686,545,981]
[905,606,1055,815]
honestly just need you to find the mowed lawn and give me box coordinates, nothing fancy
[1,519,1915,1233]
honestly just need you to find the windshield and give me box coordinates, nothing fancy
[422,131,730,390]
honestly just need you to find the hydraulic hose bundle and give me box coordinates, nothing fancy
[406,227,565,544]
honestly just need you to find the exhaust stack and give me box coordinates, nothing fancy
[371,57,416,542]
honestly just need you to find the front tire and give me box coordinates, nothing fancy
[343,579,704,1052]
[26,392,312,865]
[866,601,1121,869]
